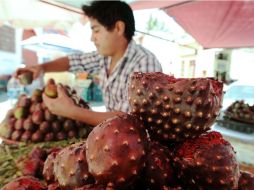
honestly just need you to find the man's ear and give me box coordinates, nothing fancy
[114,21,125,36]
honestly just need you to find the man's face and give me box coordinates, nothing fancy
[90,18,118,56]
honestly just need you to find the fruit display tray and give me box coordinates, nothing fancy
[217,114,254,134]
[224,111,254,125]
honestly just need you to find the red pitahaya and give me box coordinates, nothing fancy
[74,183,114,190]
[22,158,44,177]
[47,183,63,190]
[16,147,47,178]
[53,141,94,189]
[128,72,223,142]
[1,176,47,190]
[43,149,61,183]
[173,131,239,190]
[144,141,175,189]
[86,114,149,188]
[238,171,254,190]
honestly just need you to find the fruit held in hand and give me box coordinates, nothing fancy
[18,71,33,85]
[45,84,57,98]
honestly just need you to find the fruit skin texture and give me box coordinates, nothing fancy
[1,176,47,190]
[173,131,239,190]
[86,114,149,188]
[128,72,223,142]
[238,171,254,190]
[53,141,94,189]
[43,149,61,183]
[45,84,58,98]
[144,141,175,189]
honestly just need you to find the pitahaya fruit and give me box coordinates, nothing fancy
[86,114,149,188]
[144,141,175,189]
[128,72,223,142]
[173,131,239,190]
[74,183,114,190]
[238,171,254,190]
[53,141,94,189]
[47,183,63,190]
[1,176,47,190]
[43,150,61,183]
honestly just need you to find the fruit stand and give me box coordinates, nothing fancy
[0,74,253,190]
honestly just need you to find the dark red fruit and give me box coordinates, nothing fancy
[145,141,175,189]
[39,121,50,134]
[63,119,75,132]
[21,131,32,142]
[53,142,94,189]
[238,171,254,190]
[128,72,223,142]
[173,131,239,190]
[86,114,149,187]
[56,131,67,141]
[23,117,35,131]
[31,131,44,142]
[11,130,22,141]
[45,132,55,141]
[52,121,61,133]
[1,176,47,190]
[32,110,44,125]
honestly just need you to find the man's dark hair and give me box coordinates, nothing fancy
[82,1,135,42]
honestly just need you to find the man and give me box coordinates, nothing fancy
[15,1,162,126]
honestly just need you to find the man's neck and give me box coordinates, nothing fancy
[109,40,129,75]
[111,40,129,64]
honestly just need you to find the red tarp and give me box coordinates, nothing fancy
[131,1,254,49]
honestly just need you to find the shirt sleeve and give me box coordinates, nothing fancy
[134,52,162,73]
[68,51,103,75]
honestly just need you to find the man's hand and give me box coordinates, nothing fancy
[14,64,43,80]
[42,85,76,118]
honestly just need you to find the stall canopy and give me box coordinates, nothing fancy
[131,0,254,49]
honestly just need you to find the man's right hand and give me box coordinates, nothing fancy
[14,64,43,80]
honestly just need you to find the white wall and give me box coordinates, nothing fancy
[0,26,23,75]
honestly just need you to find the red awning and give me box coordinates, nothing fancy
[131,1,254,49]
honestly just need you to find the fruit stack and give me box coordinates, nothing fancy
[0,79,92,143]
[224,100,254,125]
[1,72,254,190]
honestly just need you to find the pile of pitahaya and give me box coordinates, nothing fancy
[1,79,91,143]
[2,72,253,190]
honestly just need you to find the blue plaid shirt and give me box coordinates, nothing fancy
[68,40,162,112]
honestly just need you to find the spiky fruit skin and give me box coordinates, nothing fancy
[47,183,63,190]
[74,183,115,190]
[238,171,254,190]
[128,72,223,142]
[43,150,60,183]
[18,71,33,85]
[173,131,239,190]
[86,114,149,187]
[53,142,94,189]
[145,141,175,189]
[1,176,47,190]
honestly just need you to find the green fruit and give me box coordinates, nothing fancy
[45,84,57,98]
[14,107,27,119]
[18,71,33,85]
